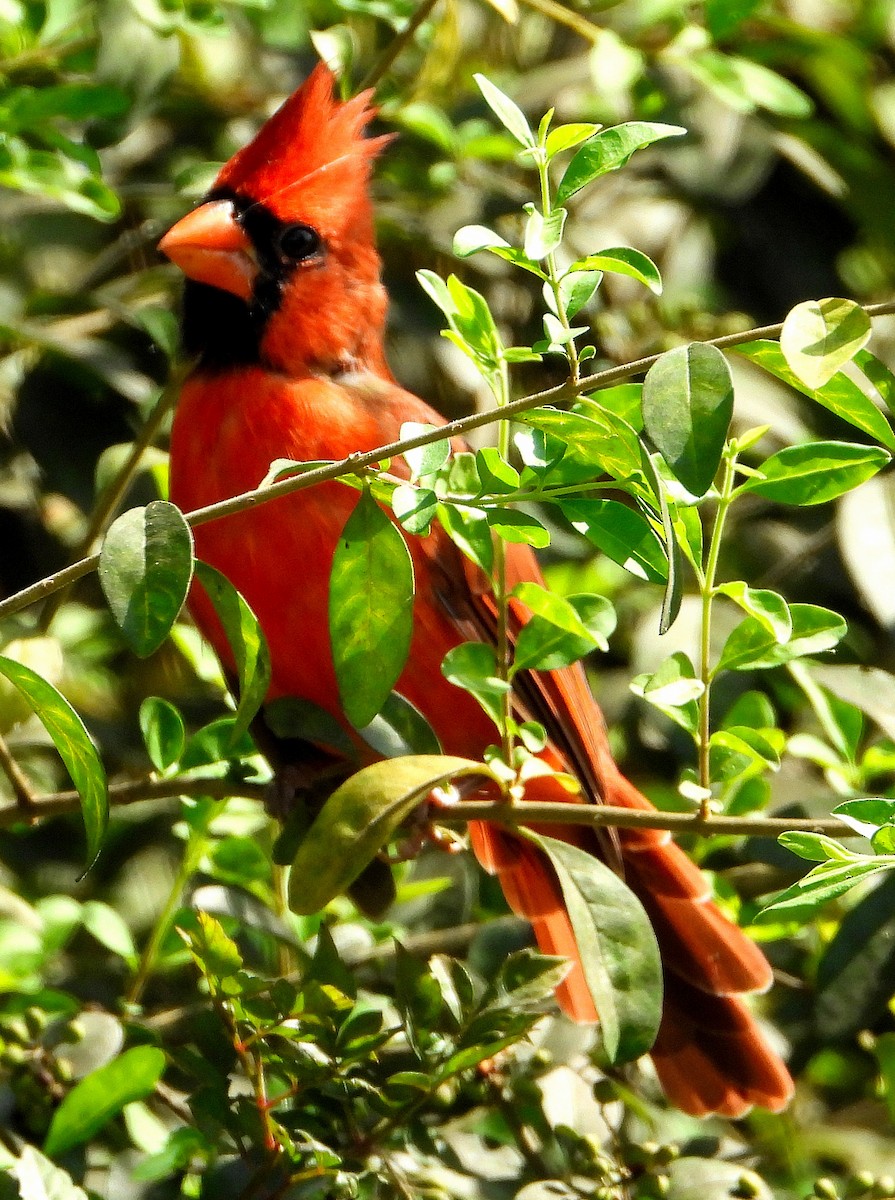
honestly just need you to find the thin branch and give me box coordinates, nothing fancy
[0,775,268,828]
[0,732,36,811]
[359,0,442,92]
[0,772,864,839]
[1,298,893,628]
[517,0,602,42]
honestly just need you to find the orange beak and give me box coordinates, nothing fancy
[158,199,258,302]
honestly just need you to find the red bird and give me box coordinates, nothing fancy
[160,65,793,1117]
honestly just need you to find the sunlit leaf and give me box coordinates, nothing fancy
[43,1046,166,1156]
[556,122,686,204]
[0,655,108,868]
[742,442,889,505]
[780,297,872,390]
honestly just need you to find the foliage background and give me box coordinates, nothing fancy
[2,0,895,1197]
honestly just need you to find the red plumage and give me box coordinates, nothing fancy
[161,65,793,1117]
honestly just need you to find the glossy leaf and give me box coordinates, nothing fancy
[755,857,894,923]
[0,655,108,868]
[735,340,895,450]
[742,442,889,505]
[328,489,415,729]
[194,562,272,745]
[43,1046,166,1156]
[545,122,599,158]
[437,502,494,573]
[561,498,667,582]
[487,508,551,547]
[474,73,535,147]
[715,582,792,643]
[716,604,847,672]
[568,246,662,294]
[631,652,703,735]
[288,756,482,914]
[98,500,193,657]
[642,343,734,496]
[512,588,615,673]
[529,833,662,1062]
[520,405,643,483]
[780,297,871,389]
[359,691,442,759]
[556,122,686,205]
[441,642,510,727]
[400,422,451,479]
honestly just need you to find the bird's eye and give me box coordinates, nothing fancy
[278,223,322,262]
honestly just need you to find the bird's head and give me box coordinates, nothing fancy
[159,64,392,375]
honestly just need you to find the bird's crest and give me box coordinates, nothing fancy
[215,64,388,235]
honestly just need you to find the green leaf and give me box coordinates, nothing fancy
[400,422,451,479]
[392,484,438,535]
[568,247,662,294]
[561,498,667,583]
[528,833,662,1062]
[288,756,482,914]
[556,270,602,318]
[520,404,644,484]
[686,51,813,117]
[43,1046,166,1156]
[631,652,703,734]
[487,508,551,547]
[716,604,847,672]
[742,442,890,506]
[735,340,895,450]
[523,204,566,260]
[715,582,792,643]
[474,73,536,148]
[194,562,272,746]
[635,452,682,635]
[441,642,510,727]
[778,831,856,863]
[780,297,872,390]
[545,122,600,159]
[512,588,614,673]
[833,797,895,838]
[359,691,442,759]
[328,489,415,729]
[452,225,546,276]
[139,697,185,771]
[556,122,686,205]
[437,503,494,573]
[756,857,895,923]
[854,348,895,417]
[642,343,734,496]
[99,501,193,657]
[181,910,243,980]
[0,655,108,868]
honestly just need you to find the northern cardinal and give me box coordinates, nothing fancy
[160,64,793,1117]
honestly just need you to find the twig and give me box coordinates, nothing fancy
[359,0,442,92]
[0,774,268,828]
[0,732,36,811]
[1,298,893,628]
[0,770,864,840]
